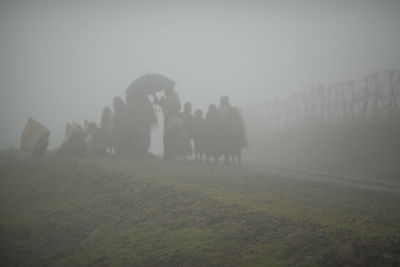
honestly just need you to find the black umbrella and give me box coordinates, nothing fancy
[126,73,176,96]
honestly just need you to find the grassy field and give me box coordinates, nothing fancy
[0,152,399,266]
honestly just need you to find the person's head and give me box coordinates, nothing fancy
[101,106,112,121]
[220,96,230,105]
[184,102,192,113]
[194,109,203,118]
[206,104,218,120]
[113,96,125,111]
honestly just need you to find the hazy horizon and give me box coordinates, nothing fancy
[1,0,400,153]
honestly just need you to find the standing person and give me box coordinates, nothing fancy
[204,104,223,163]
[100,106,113,153]
[112,96,126,155]
[192,109,206,162]
[218,96,232,120]
[230,107,248,164]
[84,122,105,155]
[57,122,85,156]
[125,91,157,157]
[124,92,138,156]
[154,87,182,160]
[218,96,235,164]
[180,102,194,161]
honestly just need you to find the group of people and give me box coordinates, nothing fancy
[157,89,248,164]
[57,85,248,164]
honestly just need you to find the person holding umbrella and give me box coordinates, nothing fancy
[153,86,183,160]
[126,73,179,159]
[125,89,157,157]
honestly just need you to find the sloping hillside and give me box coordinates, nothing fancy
[0,153,399,266]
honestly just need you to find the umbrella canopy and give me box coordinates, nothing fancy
[126,73,176,96]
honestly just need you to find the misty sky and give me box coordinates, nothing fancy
[1,0,400,153]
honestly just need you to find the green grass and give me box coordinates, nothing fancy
[0,154,399,266]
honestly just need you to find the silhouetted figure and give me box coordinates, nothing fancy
[57,122,85,156]
[228,107,248,164]
[218,96,234,164]
[192,109,206,162]
[154,87,185,160]
[218,96,248,164]
[101,106,113,153]
[204,104,223,163]
[84,122,106,155]
[20,118,50,160]
[125,91,157,157]
[180,102,194,160]
[112,96,126,155]
[218,96,232,119]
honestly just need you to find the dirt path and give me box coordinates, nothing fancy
[244,163,400,193]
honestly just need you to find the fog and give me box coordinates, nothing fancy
[2,2,400,265]
[1,0,400,155]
